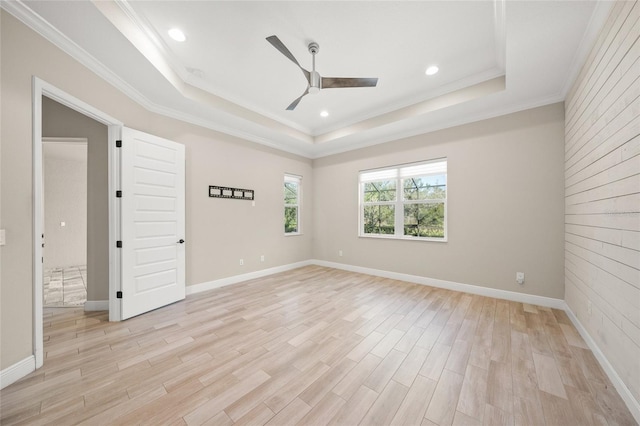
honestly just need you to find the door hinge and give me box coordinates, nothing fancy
[116,190,122,198]
[116,291,123,299]
[116,240,122,248]
[116,140,122,148]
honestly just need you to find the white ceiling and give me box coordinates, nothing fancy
[4,1,611,158]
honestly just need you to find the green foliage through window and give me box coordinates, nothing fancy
[284,206,298,233]
[364,180,396,202]
[403,203,444,238]
[284,182,298,204]
[403,176,446,200]
[360,160,447,240]
[363,205,395,235]
[284,176,301,234]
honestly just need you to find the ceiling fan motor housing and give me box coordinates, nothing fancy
[308,42,319,55]
[308,42,321,93]
[309,71,321,94]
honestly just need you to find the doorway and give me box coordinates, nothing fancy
[33,78,186,369]
[33,78,123,368]
[42,138,88,307]
[42,95,112,312]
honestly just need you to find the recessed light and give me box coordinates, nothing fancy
[425,65,439,76]
[320,110,329,117]
[168,28,186,42]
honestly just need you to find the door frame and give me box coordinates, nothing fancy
[33,77,123,368]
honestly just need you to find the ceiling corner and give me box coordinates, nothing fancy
[559,0,615,99]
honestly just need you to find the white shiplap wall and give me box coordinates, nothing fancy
[564,0,640,410]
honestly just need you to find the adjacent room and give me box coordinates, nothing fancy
[1,1,638,425]
[42,138,89,307]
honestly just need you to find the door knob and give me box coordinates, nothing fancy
[178,239,185,244]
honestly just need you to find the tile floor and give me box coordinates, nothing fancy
[43,265,87,307]
[2,266,636,425]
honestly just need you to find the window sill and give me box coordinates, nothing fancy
[359,234,447,243]
[284,232,303,237]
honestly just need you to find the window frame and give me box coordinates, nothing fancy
[284,174,302,236]
[358,158,447,242]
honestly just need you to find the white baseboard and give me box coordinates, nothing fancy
[312,260,565,309]
[84,300,109,311]
[187,260,314,295]
[564,304,640,424]
[0,356,35,390]
[188,259,564,310]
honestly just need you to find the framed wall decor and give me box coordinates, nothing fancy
[209,185,254,200]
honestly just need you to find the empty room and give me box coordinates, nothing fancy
[0,1,638,425]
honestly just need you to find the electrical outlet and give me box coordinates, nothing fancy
[587,300,592,315]
[516,272,525,285]
[339,250,343,257]
[239,258,244,266]
[260,255,265,262]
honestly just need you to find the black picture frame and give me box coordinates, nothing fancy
[209,185,254,200]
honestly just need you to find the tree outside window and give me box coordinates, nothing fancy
[360,159,447,241]
[284,175,301,234]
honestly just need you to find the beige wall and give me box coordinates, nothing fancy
[1,10,35,370]
[0,11,312,369]
[564,2,640,405]
[43,98,109,301]
[313,103,566,299]
[43,145,88,269]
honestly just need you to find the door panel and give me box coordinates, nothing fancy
[121,127,185,320]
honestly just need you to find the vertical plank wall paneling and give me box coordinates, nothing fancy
[564,0,640,408]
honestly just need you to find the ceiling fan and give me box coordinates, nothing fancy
[266,35,378,111]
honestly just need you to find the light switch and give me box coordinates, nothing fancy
[60,221,66,227]
[0,229,5,246]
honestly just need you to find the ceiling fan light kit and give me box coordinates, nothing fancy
[266,35,378,110]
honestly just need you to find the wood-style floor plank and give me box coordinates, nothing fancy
[264,398,309,426]
[424,368,465,425]
[327,385,378,426]
[391,374,437,425]
[456,363,488,421]
[359,379,409,426]
[0,266,635,426]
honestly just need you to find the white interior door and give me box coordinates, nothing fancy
[120,127,185,320]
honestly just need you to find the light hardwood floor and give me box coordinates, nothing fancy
[1,266,636,425]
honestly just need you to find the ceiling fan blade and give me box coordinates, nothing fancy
[322,77,378,89]
[266,35,310,82]
[286,88,309,111]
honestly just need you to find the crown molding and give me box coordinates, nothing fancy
[0,1,314,158]
[1,1,152,110]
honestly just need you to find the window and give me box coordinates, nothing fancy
[284,174,301,234]
[359,159,447,241]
